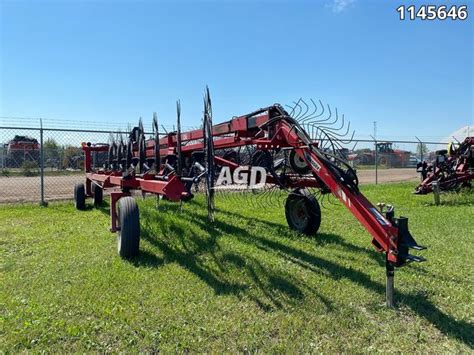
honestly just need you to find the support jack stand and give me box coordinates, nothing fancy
[386,260,395,308]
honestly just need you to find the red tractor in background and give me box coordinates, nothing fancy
[5,135,40,168]
[354,142,412,168]
[375,142,412,168]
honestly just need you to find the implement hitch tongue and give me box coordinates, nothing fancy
[385,208,426,307]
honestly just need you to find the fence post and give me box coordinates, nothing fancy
[415,136,423,163]
[39,119,47,206]
[374,139,378,184]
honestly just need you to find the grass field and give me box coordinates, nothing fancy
[1,183,472,352]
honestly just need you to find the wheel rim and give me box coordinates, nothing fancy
[289,198,309,230]
[289,150,310,174]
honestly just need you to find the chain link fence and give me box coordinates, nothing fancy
[0,121,448,204]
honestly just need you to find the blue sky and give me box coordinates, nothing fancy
[0,0,472,140]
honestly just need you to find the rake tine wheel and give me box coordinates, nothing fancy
[137,117,146,174]
[152,112,161,173]
[107,133,116,170]
[126,140,133,173]
[203,87,215,222]
[117,134,124,171]
[176,101,183,176]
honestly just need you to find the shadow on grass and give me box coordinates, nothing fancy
[128,249,164,268]
[138,206,333,312]
[132,200,474,347]
[424,199,474,207]
[215,207,385,267]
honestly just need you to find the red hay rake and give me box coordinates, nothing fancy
[415,136,474,195]
[75,88,426,307]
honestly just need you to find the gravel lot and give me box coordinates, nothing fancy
[0,168,419,203]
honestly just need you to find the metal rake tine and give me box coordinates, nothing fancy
[326,127,355,145]
[321,115,351,137]
[292,99,303,120]
[299,99,325,123]
[267,187,280,209]
[316,109,342,131]
[287,97,302,117]
[318,123,355,145]
[205,86,212,118]
[176,100,183,176]
[257,186,273,209]
[305,103,333,125]
[108,132,115,145]
[298,99,310,121]
[312,104,336,126]
[316,109,345,133]
[317,129,341,152]
[152,112,161,172]
[285,104,295,115]
[261,186,275,209]
[311,123,352,145]
[319,192,327,209]
[351,140,359,152]
[298,98,319,124]
[152,112,158,133]
[312,99,325,118]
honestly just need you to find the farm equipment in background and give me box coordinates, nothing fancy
[5,135,40,168]
[75,89,426,307]
[354,142,412,168]
[376,142,412,168]
[415,136,474,194]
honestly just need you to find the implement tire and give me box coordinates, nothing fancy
[74,183,86,210]
[285,189,321,236]
[118,197,140,258]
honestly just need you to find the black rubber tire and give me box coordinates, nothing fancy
[289,150,310,174]
[117,197,140,258]
[74,183,86,210]
[92,184,103,206]
[285,189,321,236]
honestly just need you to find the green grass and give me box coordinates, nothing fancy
[1,183,473,352]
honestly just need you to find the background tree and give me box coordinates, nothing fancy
[43,138,61,167]
[416,143,429,160]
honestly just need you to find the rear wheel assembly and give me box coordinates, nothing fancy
[117,196,140,258]
[74,183,86,210]
[285,189,321,235]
